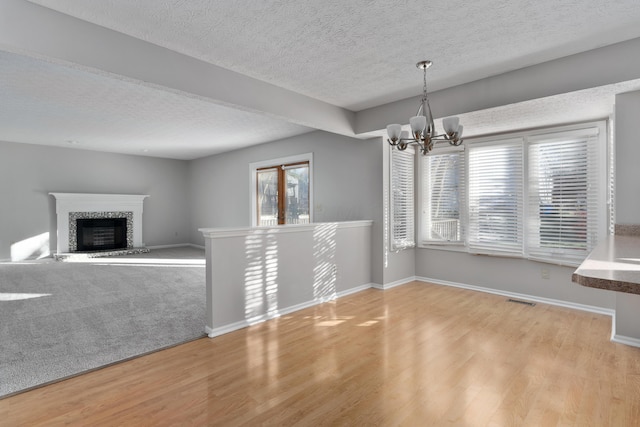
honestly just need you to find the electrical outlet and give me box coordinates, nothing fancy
[541,268,550,280]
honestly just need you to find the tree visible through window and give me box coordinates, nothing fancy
[257,162,309,226]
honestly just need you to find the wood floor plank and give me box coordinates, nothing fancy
[2,282,640,426]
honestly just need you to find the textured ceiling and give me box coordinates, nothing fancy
[0,50,311,160]
[2,0,640,159]
[26,0,640,110]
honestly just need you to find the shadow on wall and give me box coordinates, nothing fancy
[243,223,339,321]
[10,232,50,261]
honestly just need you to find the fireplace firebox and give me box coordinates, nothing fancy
[76,218,127,252]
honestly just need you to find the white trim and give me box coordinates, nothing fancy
[610,311,640,348]
[249,152,314,227]
[205,283,373,338]
[339,283,375,297]
[415,276,615,316]
[611,334,640,348]
[465,121,605,146]
[373,276,416,290]
[200,220,372,239]
[145,243,205,250]
[418,243,466,252]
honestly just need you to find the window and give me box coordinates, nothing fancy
[390,145,415,250]
[251,153,312,226]
[420,147,465,244]
[419,121,607,266]
[527,127,603,264]
[468,139,524,255]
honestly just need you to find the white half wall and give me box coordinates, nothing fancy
[201,221,373,337]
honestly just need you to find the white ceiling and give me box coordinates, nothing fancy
[2,0,640,159]
[0,50,311,160]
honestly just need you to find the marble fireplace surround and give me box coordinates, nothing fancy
[50,193,149,254]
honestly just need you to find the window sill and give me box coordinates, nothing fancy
[418,242,467,253]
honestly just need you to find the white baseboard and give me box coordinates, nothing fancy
[372,276,417,290]
[338,283,375,297]
[205,283,374,338]
[146,243,205,250]
[611,334,640,348]
[610,311,640,348]
[416,276,615,317]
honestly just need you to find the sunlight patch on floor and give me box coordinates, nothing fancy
[0,292,51,301]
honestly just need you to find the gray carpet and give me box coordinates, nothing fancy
[0,247,206,398]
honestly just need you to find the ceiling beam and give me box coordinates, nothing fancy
[0,0,355,137]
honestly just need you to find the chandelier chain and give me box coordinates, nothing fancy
[422,67,428,101]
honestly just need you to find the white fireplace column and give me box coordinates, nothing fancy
[49,193,149,254]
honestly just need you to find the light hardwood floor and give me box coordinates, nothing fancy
[1,281,639,426]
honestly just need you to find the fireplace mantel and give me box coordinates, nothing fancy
[49,193,149,254]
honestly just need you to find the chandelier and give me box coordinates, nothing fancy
[386,60,463,155]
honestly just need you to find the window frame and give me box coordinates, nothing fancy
[417,144,466,248]
[418,121,609,266]
[250,153,313,227]
[466,137,525,257]
[389,144,416,251]
[525,125,607,264]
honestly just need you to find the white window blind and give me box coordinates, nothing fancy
[390,146,415,250]
[421,149,465,243]
[468,140,524,255]
[527,128,601,264]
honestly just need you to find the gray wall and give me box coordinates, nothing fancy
[615,91,640,225]
[415,248,614,309]
[613,90,640,338]
[0,140,190,260]
[188,130,381,246]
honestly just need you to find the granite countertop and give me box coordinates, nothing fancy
[572,234,640,295]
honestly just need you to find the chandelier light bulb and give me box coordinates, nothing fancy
[443,117,460,135]
[386,124,402,143]
[410,116,426,138]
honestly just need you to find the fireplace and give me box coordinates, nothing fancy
[76,218,127,252]
[49,193,149,255]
